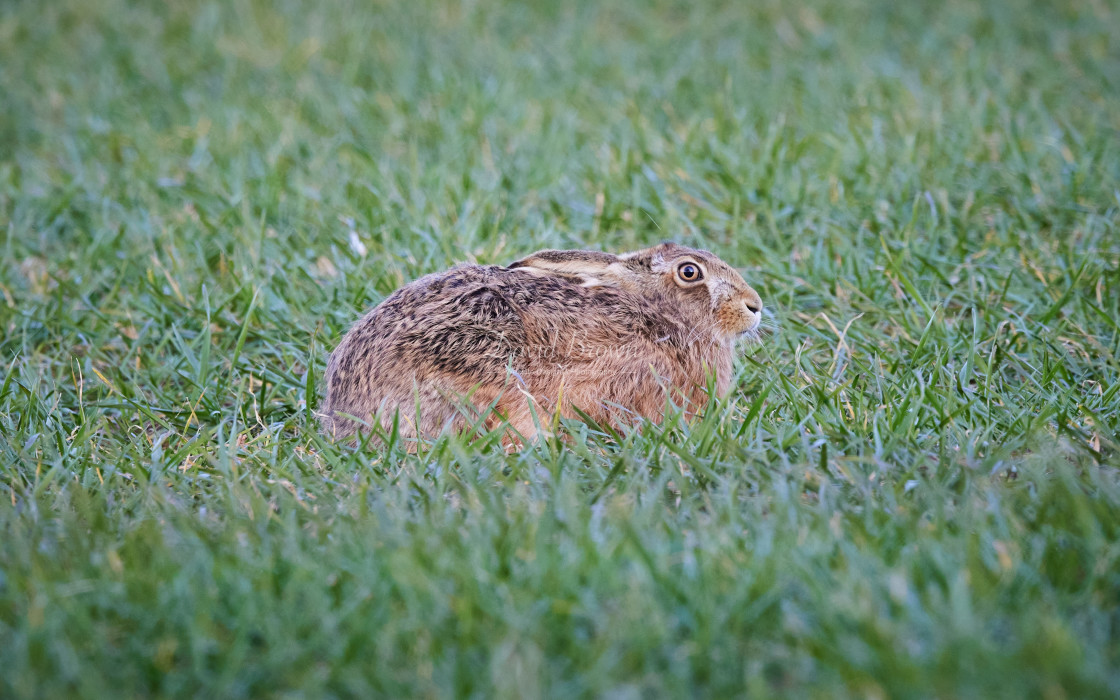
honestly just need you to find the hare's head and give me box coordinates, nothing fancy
[508,242,763,341]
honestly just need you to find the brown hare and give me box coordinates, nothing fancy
[321,242,763,447]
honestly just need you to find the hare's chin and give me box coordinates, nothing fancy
[734,327,764,345]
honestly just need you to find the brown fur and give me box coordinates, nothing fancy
[321,242,763,447]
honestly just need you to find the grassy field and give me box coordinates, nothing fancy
[2,0,1119,696]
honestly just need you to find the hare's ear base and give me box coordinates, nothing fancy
[507,250,629,288]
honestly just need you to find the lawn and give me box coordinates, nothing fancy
[2,0,1119,696]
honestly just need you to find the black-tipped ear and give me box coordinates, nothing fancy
[507,249,631,287]
[508,249,618,269]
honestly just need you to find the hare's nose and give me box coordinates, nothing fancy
[743,288,763,314]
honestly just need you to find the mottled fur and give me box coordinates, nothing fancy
[321,242,763,446]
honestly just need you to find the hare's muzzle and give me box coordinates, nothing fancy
[741,288,763,331]
[714,287,763,339]
[740,299,762,334]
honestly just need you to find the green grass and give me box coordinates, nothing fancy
[2,0,1119,696]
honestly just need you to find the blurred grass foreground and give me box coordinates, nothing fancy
[2,0,1119,697]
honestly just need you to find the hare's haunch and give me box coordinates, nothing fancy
[322,242,763,445]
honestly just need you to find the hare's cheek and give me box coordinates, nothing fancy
[715,303,748,336]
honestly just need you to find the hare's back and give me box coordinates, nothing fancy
[333,265,527,380]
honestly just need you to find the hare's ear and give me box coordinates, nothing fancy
[507,249,633,288]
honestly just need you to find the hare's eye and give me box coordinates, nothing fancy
[677,262,702,282]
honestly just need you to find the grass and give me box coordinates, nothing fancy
[1,0,1119,696]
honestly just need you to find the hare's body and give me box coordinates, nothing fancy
[322,243,763,444]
